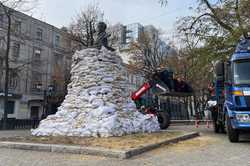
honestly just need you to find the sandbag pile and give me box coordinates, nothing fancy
[31,48,160,137]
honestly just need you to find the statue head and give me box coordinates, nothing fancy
[94,21,115,52]
[97,22,107,33]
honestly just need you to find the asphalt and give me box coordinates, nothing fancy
[0,125,250,166]
[0,130,30,138]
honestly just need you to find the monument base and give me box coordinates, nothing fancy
[32,48,160,137]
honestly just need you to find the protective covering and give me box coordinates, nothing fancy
[32,48,160,137]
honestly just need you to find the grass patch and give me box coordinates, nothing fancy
[0,131,187,150]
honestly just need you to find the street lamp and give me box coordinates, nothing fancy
[36,84,54,119]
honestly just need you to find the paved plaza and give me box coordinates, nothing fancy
[0,126,249,166]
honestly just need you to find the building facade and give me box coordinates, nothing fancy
[0,8,74,120]
[125,23,144,44]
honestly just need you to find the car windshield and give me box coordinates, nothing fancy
[233,60,250,84]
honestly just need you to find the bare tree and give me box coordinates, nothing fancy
[128,30,170,79]
[107,23,124,47]
[158,0,168,6]
[180,0,249,41]
[172,0,250,96]
[69,4,104,48]
[0,0,37,129]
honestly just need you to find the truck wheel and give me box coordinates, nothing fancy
[226,116,239,143]
[157,112,170,130]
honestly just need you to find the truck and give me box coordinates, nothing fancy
[131,69,192,129]
[213,37,250,142]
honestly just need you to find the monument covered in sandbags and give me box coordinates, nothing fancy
[31,48,160,137]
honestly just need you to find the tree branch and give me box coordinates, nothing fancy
[202,0,234,33]
[235,0,247,38]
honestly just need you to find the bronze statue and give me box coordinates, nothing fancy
[95,22,115,52]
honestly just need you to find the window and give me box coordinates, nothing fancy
[0,14,4,27]
[0,57,3,80]
[13,20,21,34]
[54,53,63,66]
[36,28,43,40]
[6,101,15,114]
[233,60,250,84]
[31,71,42,91]
[0,57,3,69]
[0,57,3,65]
[0,38,5,49]
[33,48,41,63]
[8,69,18,89]
[55,35,60,47]
[12,42,20,59]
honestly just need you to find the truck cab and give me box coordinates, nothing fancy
[215,38,250,142]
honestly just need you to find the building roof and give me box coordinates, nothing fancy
[0,5,69,35]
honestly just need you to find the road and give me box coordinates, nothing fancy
[0,130,30,138]
[0,126,250,166]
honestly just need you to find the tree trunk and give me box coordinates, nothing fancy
[3,13,11,130]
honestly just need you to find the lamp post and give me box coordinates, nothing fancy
[36,84,54,120]
[46,85,54,117]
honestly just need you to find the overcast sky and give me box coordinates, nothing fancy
[32,0,197,41]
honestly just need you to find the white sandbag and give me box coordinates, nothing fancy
[32,47,160,137]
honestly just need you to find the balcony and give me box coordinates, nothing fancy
[30,88,44,95]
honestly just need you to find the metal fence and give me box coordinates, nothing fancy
[0,92,208,130]
[0,119,40,130]
[158,92,207,121]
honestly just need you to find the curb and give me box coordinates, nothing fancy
[124,132,199,158]
[0,131,199,159]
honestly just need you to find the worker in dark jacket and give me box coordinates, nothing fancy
[174,77,193,93]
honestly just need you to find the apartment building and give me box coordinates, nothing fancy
[0,8,74,120]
